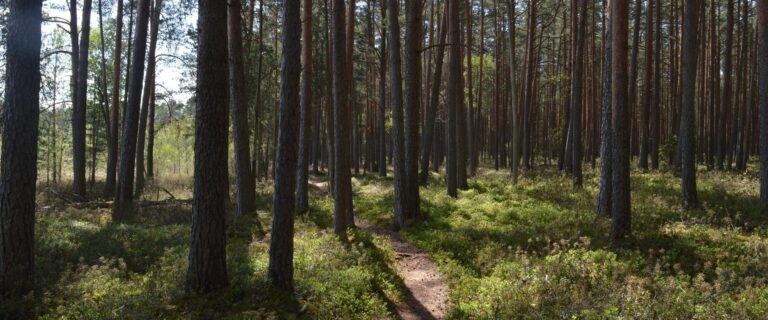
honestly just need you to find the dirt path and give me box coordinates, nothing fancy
[355,218,450,320]
[309,177,450,319]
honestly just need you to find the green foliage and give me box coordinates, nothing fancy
[35,182,398,319]
[355,164,768,319]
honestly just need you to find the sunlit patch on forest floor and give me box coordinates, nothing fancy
[32,162,768,319]
[34,178,404,319]
[355,162,768,319]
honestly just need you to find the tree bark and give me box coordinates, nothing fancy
[639,0,653,170]
[571,0,587,188]
[296,0,313,213]
[135,0,161,197]
[0,0,42,316]
[269,0,302,292]
[446,0,460,197]
[72,0,93,200]
[404,0,423,222]
[388,0,407,229]
[228,0,257,216]
[332,0,353,236]
[758,0,767,207]
[113,0,151,221]
[680,0,701,209]
[420,4,447,184]
[718,0,734,170]
[597,0,612,218]
[105,0,123,197]
[186,0,230,294]
[611,0,631,246]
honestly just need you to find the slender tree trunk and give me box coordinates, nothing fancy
[378,1,388,177]
[597,0,612,218]
[135,0,161,197]
[269,0,302,292]
[72,0,93,200]
[718,0,734,170]
[404,0,422,222]
[420,4,446,184]
[105,0,123,197]
[446,0,460,197]
[113,0,151,221]
[228,0,256,216]
[639,0,653,170]
[509,0,520,184]
[758,0,767,207]
[332,0,352,236]
[296,0,313,213]
[571,0,587,188]
[650,0,661,169]
[611,0,631,247]
[680,0,701,208]
[186,0,230,294]
[388,0,407,229]
[147,86,155,178]
[0,0,42,316]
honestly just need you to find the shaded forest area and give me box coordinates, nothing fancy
[1,0,768,318]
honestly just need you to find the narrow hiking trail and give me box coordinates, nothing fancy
[355,218,450,320]
[308,178,450,319]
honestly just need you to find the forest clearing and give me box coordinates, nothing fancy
[1,0,768,319]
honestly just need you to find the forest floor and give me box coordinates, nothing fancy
[30,162,768,319]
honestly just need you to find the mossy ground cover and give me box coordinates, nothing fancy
[34,179,403,319]
[356,163,768,319]
[32,162,768,319]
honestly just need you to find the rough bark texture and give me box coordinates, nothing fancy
[0,0,42,316]
[105,0,124,197]
[597,0,612,218]
[404,0,422,222]
[296,0,313,213]
[680,0,700,209]
[135,0,161,197]
[378,2,388,178]
[72,0,93,200]
[509,0,520,184]
[420,5,447,184]
[388,0,407,229]
[332,0,352,236]
[269,0,302,292]
[446,0,460,198]
[758,0,767,207]
[186,0,230,294]
[113,0,151,221]
[228,0,256,217]
[611,0,631,246]
[639,0,653,170]
[571,0,587,188]
[717,0,734,170]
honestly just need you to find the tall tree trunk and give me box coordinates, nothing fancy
[135,0,161,197]
[680,0,701,208]
[639,0,653,169]
[0,0,42,316]
[420,4,447,184]
[332,0,353,236]
[718,0,734,170]
[404,0,422,222]
[378,0,388,177]
[105,0,123,197]
[650,0,661,169]
[72,0,93,200]
[388,0,407,229]
[296,0,313,212]
[446,0,460,197]
[571,0,588,188]
[509,0,520,184]
[269,0,302,292]
[758,0,768,207]
[112,0,151,221]
[228,0,256,216]
[611,0,631,247]
[597,0,612,218]
[147,87,155,178]
[628,0,641,161]
[521,0,537,169]
[186,0,230,294]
